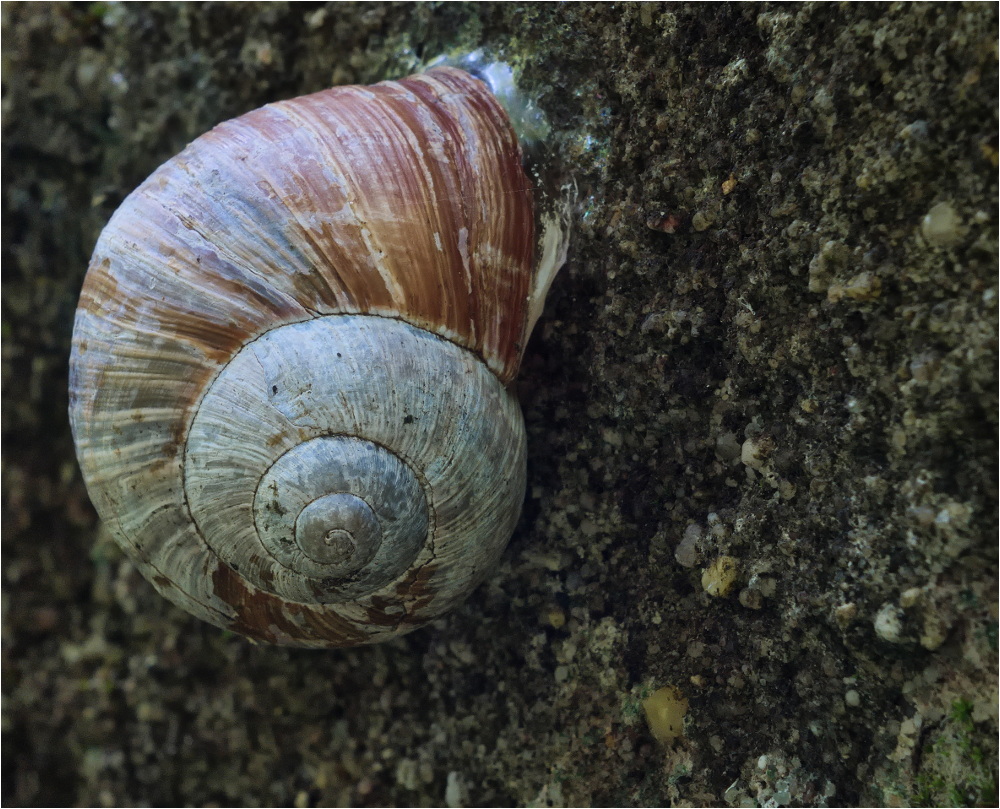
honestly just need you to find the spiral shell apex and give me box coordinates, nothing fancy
[69,67,564,648]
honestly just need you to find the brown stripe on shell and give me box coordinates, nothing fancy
[391,560,441,621]
[211,560,441,647]
[211,561,371,647]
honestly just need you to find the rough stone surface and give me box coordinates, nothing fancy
[3,3,997,806]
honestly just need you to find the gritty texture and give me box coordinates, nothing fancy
[3,3,997,806]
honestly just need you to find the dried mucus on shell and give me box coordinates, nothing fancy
[69,67,568,648]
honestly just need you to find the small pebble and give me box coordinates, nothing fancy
[921,202,962,247]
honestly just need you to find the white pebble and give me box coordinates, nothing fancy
[921,202,962,247]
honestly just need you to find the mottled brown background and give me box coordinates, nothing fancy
[3,3,997,807]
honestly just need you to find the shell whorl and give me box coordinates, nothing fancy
[69,68,544,647]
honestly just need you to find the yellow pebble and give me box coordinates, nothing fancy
[702,556,739,597]
[642,686,689,743]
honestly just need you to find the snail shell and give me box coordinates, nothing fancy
[69,67,565,648]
